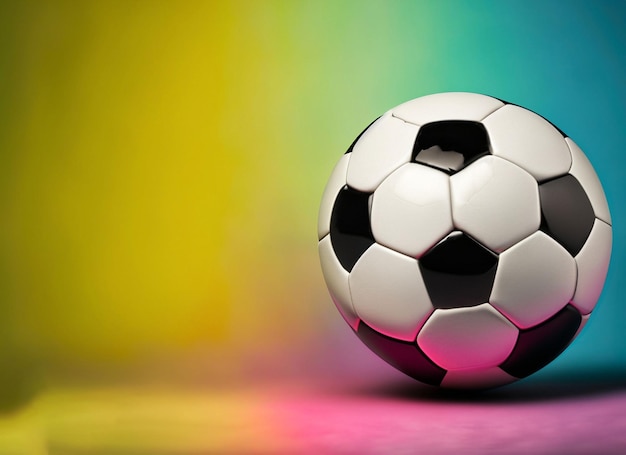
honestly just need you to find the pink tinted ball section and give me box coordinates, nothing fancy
[260,328,626,454]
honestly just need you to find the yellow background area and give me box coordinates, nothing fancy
[0,1,341,372]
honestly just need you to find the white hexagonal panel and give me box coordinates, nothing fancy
[392,92,504,125]
[416,303,518,370]
[346,113,418,193]
[349,243,433,341]
[440,366,516,390]
[572,219,612,315]
[484,104,572,182]
[566,138,612,225]
[490,231,577,329]
[317,154,350,240]
[318,235,359,330]
[450,155,540,253]
[371,163,453,258]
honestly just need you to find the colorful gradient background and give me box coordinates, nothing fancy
[0,1,625,454]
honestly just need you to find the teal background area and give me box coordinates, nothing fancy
[320,0,625,373]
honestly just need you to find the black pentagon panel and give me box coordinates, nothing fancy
[329,186,375,272]
[357,320,446,386]
[419,232,498,309]
[345,116,381,154]
[494,97,567,138]
[539,174,595,256]
[412,121,490,174]
[500,304,582,378]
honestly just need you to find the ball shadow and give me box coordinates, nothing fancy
[357,365,626,403]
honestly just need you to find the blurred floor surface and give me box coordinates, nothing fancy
[1,368,625,455]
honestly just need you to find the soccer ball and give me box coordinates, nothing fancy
[318,92,612,389]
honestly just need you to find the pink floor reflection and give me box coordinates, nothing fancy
[265,367,626,455]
